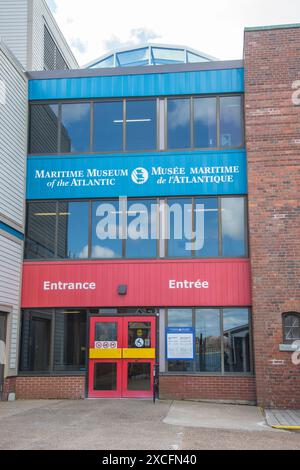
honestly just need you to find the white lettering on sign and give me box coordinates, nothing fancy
[94,341,117,349]
[43,281,96,291]
[169,279,209,289]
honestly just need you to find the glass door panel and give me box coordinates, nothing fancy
[123,316,156,359]
[122,360,154,398]
[88,359,122,398]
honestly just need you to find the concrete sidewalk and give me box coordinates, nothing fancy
[0,399,300,450]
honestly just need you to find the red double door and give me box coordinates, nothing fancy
[88,316,156,398]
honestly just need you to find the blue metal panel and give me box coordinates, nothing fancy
[0,222,24,240]
[26,149,247,200]
[29,68,244,101]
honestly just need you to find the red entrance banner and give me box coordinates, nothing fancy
[21,259,251,308]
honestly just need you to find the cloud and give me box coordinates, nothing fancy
[103,28,159,53]
[221,198,245,240]
[47,0,300,67]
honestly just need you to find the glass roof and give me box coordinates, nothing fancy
[85,44,217,69]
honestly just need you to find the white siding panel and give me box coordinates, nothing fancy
[0,235,23,372]
[0,0,28,69]
[0,46,27,227]
[31,0,78,70]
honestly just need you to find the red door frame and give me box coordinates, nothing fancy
[88,316,156,398]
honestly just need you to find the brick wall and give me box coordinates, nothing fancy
[244,26,300,408]
[15,376,85,399]
[159,376,256,404]
[2,376,17,400]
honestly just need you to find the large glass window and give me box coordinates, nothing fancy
[91,200,122,258]
[20,310,52,372]
[196,309,221,372]
[25,202,57,259]
[167,308,193,372]
[93,101,123,152]
[20,309,87,373]
[57,201,89,259]
[29,95,244,154]
[194,198,219,257]
[166,308,252,375]
[54,310,87,371]
[223,308,250,373]
[194,97,217,148]
[29,104,59,154]
[125,199,157,258]
[167,198,193,257]
[167,98,191,149]
[220,96,243,148]
[126,100,157,151]
[24,197,247,260]
[221,197,246,257]
[61,103,91,153]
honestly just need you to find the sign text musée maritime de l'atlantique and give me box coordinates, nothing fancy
[27,150,247,199]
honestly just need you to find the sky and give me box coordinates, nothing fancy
[47,0,300,66]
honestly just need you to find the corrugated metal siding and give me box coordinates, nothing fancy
[29,67,244,100]
[0,46,27,227]
[21,259,251,308]
[0,0,28,69]
[0,235,23,372]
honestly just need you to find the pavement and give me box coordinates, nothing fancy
[0,399,300,450]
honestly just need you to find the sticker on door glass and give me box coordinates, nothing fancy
[94,341,117,349]
[137,329,143,337]
[135,338,144,348]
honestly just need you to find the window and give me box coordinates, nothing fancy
[29,104,59,154]
[221,197,246,257]
[126,100,157,151]
[195,198,219,257]
[20,310,52,372]
[57,202,89,259]
[61,103,91,153]
[125,199,157,258]
[24,197,247,260]
[167,309,194,372]
[220,96,243,148]
[283,313,300,343]
[167,98,191,149]
[196,309,221,372]
[20,309,87,373]
[194,97,217,148]
[25,202,57,259]
[223,308,250,373]
[93,101,123,152]
[54,310,87,371]
[167,198,193,257]
[25,201,89,260]
[166,308,252,374]
[91,200,122,259]
[29,95,244,154]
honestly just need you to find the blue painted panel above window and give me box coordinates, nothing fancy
[29,68,244,101]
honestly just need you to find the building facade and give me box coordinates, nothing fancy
[0,0,78,400]
[1,24,300,408]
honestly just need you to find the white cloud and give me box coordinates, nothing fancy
[47,0,300,66]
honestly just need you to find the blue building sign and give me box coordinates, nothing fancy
[27,150,247,200]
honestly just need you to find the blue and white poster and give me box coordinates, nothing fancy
[26,150,247,199]
[166,327,195,361]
